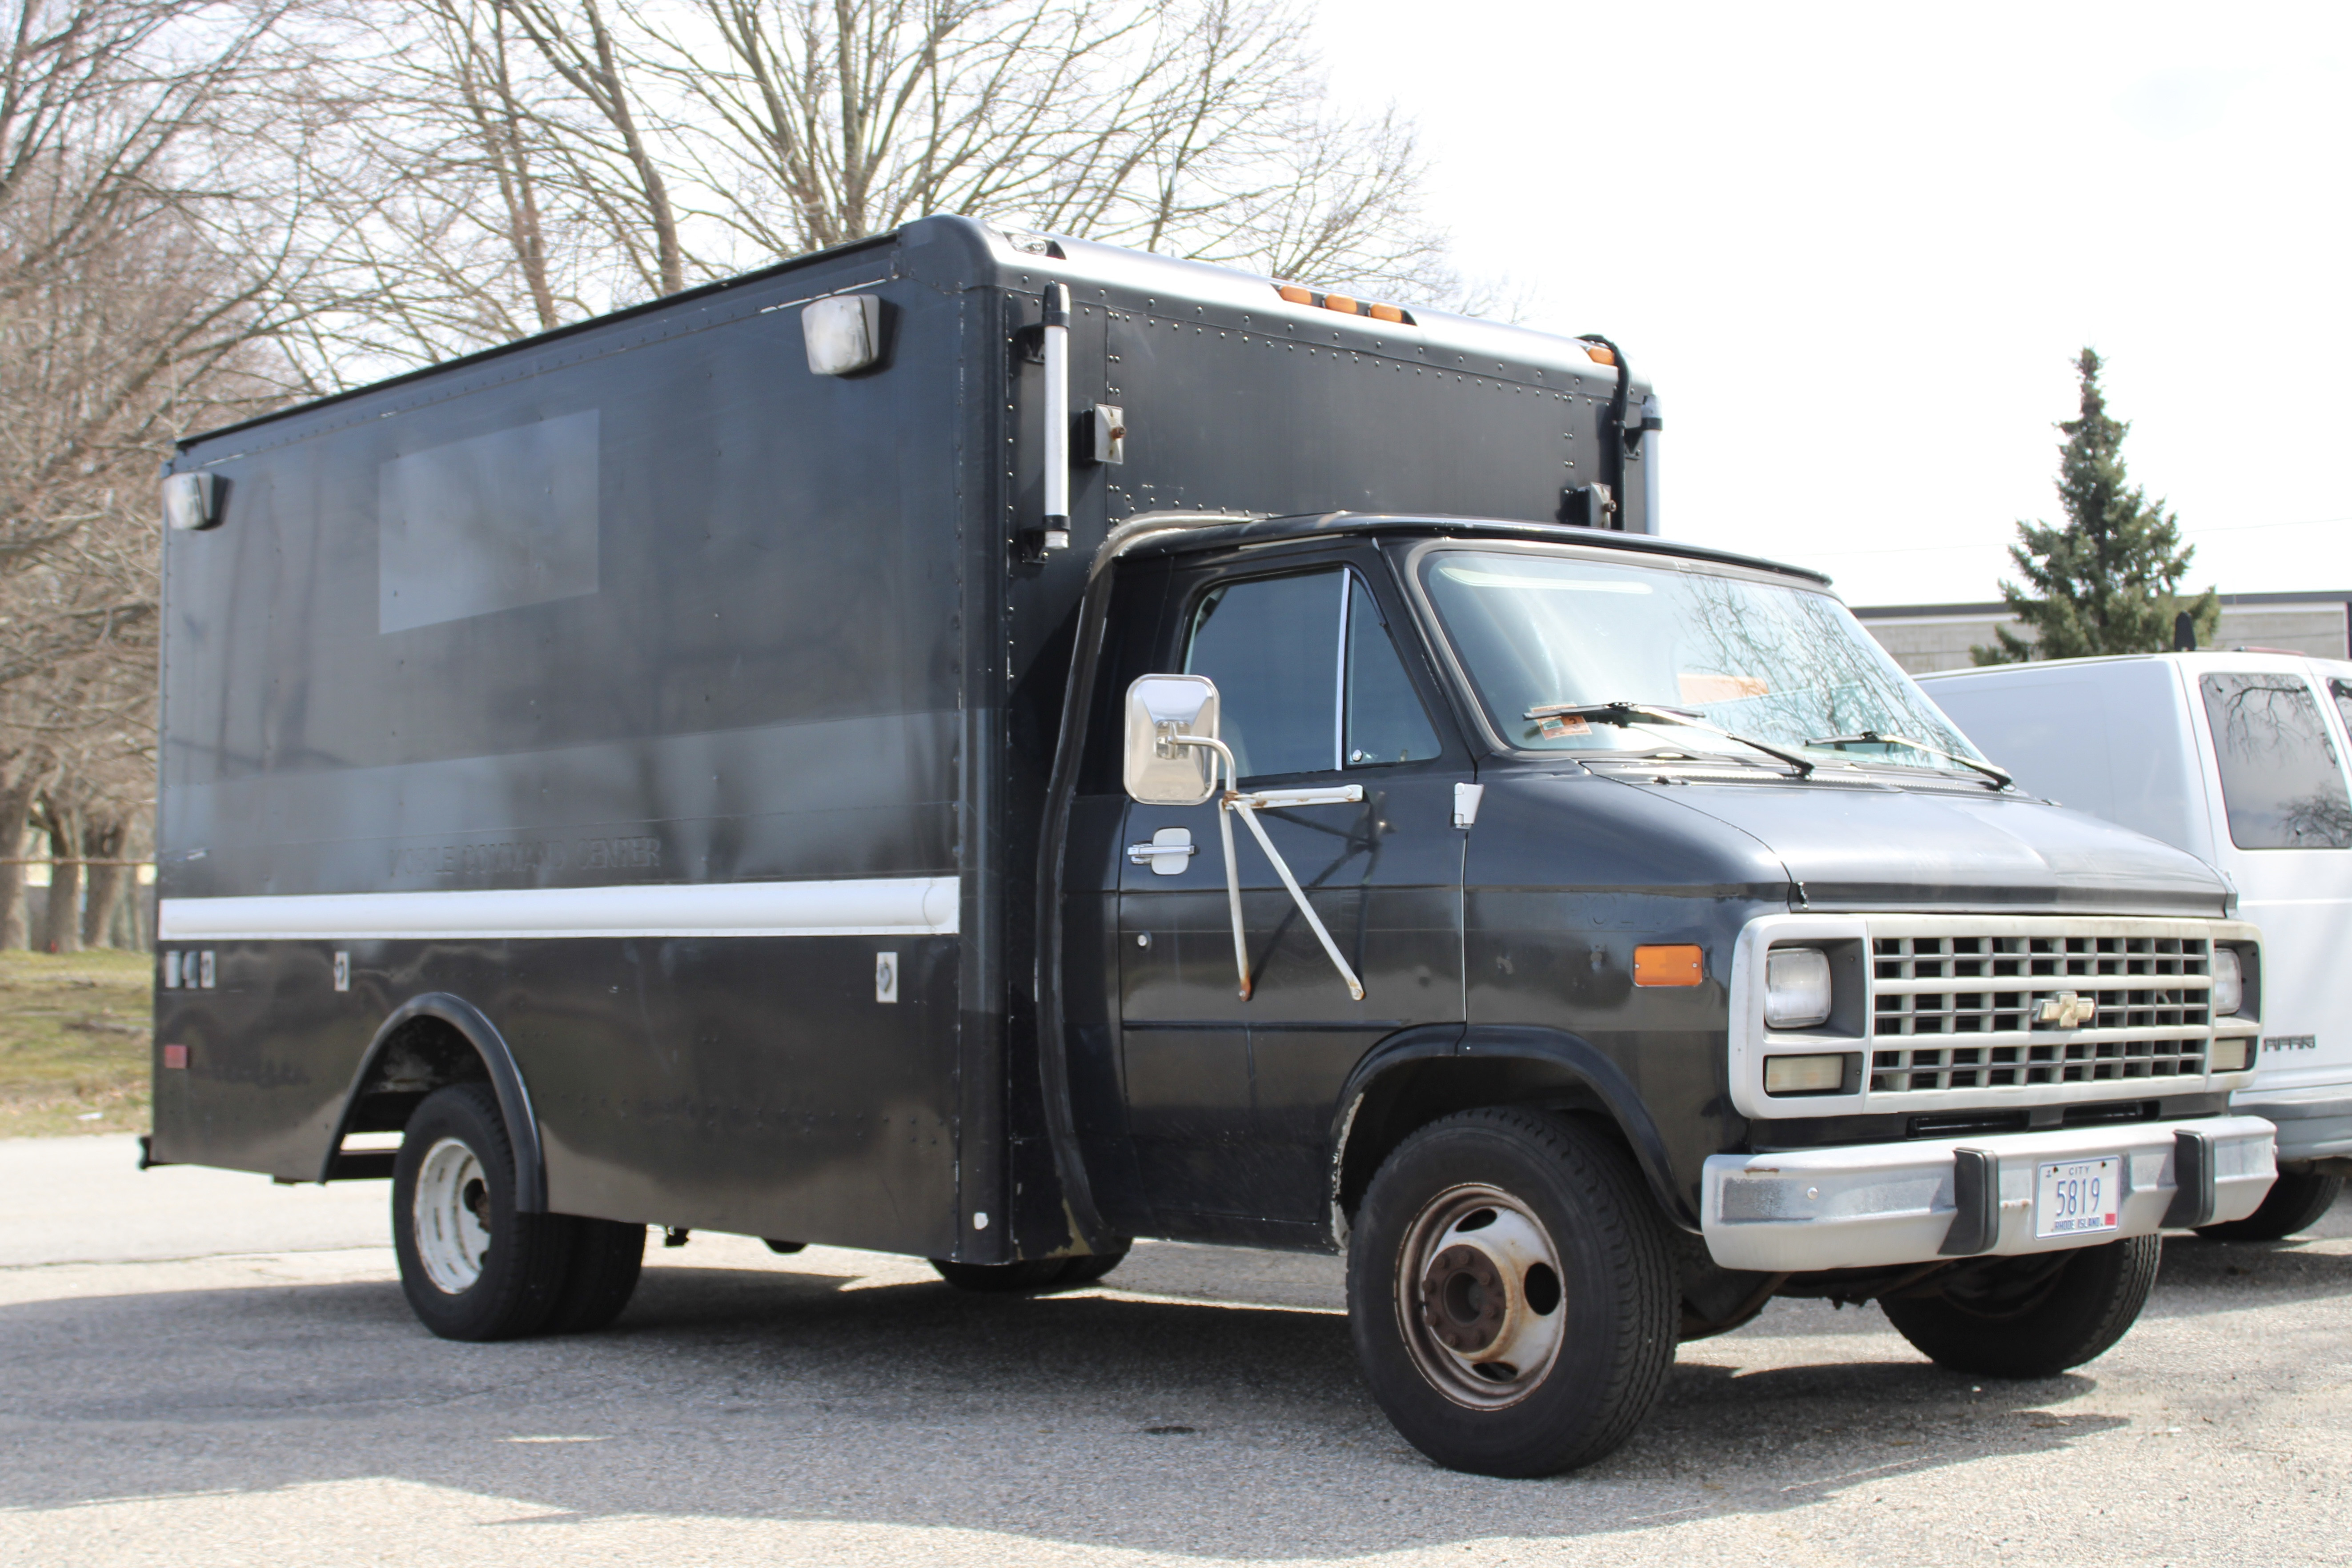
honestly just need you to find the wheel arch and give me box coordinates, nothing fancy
[1331,1024,1696,1236]
[321,993,547,1211]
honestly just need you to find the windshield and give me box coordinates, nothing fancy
[1418,547,1990,776]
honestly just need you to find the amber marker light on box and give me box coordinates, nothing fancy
[1276,285,1313,304]
[1633,945,1703,987]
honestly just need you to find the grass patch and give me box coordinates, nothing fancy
[0,950,153,1137]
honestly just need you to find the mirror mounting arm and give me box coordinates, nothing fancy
[1166,735,1366,1003]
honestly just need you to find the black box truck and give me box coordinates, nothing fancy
[151,216,2276,1476]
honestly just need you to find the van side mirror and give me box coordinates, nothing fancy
[1124,674,1221,805]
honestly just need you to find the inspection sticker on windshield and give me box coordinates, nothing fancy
[1537,716,1591,738]
[2036,1157,2120,1238]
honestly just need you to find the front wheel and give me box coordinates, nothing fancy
[1347,1108,1678,1478]
[1882,1235,2160,1378]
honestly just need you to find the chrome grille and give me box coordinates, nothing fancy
[1869,933,2209,1094]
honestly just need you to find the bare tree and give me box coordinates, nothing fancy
[287,0,1462,376]
[0,1,309,946]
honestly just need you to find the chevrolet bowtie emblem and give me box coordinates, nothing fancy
[2036,991,2099,1029]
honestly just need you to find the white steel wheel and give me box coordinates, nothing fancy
[1396,1182,1568,1408]
[412,1136,494,1294]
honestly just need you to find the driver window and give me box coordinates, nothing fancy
[1183,568,1441,780]
[1185,570,1342,780]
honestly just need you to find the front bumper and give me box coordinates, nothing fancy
[1701,1116,2277,1272]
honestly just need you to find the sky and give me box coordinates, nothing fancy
[1318,1,2352,607]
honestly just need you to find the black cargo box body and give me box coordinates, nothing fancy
[153,215,1655,1259]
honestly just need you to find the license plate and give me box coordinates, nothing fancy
[2036,1157,2121,1238]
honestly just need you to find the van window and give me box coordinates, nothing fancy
[1184,569,1442,779]
[2329,677,2352,738]
[2199,673,2352,849]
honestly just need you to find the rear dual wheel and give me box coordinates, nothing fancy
[1348,1108,1678,1478]
[393,1084,645,1341]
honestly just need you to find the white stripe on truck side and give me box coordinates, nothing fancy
[156,876,961,942]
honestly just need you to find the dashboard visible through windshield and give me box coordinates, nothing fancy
[1417,546,1991,778]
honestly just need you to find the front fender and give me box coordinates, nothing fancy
[1329,1023,1697,1234]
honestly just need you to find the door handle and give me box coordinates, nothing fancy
[1128,828,1198,873]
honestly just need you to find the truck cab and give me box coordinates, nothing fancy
[1040,510,2273,1474]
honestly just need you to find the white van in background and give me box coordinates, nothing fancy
[1923,653,2352,1239]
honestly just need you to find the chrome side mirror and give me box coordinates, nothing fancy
[1124,674,1220,805]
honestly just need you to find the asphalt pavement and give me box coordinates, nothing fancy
[2,1135,2347,1566]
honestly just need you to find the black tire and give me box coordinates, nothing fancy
[1346,1108,1678,1478]
[2195,1171,2345,1242]
[1052,1247,1130,1287]
[929,1247,1130,1294]
[543,1218,646,1334]
[392,1084,574,1341]
[1882,1235,2160,1378]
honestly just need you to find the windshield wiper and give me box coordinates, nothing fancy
[1805,730,2012,788]
[1525,700,1816,776]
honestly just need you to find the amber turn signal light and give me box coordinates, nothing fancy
[1633,944,1703,987]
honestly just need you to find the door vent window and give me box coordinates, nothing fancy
[1345,578,1441,767]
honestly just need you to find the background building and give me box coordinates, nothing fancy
[1854,591,2352,675]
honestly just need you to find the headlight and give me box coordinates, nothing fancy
[1764,946,1833,1029]
[2210,947,2244,1017]
[2210,1035,2253,1073]
[1764,1052,1850,1095]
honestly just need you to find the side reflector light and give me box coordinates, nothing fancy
[2210,1035,2253,1073]
[1764,946,1834,1028]
[162,1044,189,1070]
[1634,944,1703,987]
[1764,1053,1847,1095]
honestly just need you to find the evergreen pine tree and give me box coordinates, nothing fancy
[1973,349,2217,664]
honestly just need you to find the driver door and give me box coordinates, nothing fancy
[1116,556,1469,1238]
